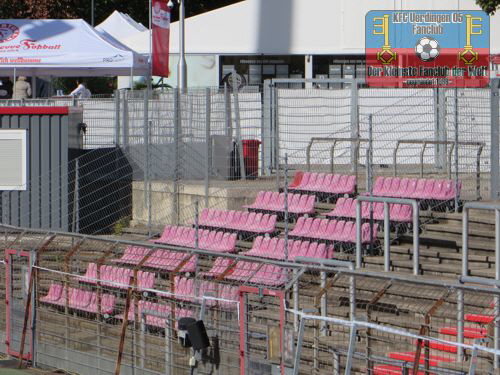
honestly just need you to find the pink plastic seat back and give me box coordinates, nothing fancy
[389,178,401,197]
[397,178,410,198]
[309,218,322,237]
[291,216,306,236]
[412,179,427,199]
[373,177,385,195]
[381,177,393,196]
[422,179,436,199]
[300,172,312,188]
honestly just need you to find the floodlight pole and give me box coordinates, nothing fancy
[177,0,187,92]
[91,0,95,26]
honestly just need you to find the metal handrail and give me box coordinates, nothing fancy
[355,196,420,275]
[306,137,368,180]
[460,201,500,367]
[393,139,485,199]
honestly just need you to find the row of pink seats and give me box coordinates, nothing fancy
[40,284,115,314]
[163,277,238,309]
[115,301,193,328]
[226,262,287,286]
[290,217,379,244]
[245,236,333,260]
[289,171,356,195]
[77,263,155,290]
[113,247,196,273]
[154,225,237,253]
[243,191,316,215]
[372,176,460,201]
[199,209,276,234]
[327,198,412,223]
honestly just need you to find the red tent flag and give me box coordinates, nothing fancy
[152,0,170,77]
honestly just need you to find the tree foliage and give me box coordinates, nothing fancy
[1,0,243,26]
[476,0,500,14]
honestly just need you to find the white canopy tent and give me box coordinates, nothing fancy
[96,10,147,43]
[0,19,149,77]
[122,0,500,56]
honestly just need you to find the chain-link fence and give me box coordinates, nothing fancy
[1,227,500,374]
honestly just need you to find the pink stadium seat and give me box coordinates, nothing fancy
[200,257,235,278]
[40,283,64,304]
[411,179,427,199]
[422,179,436,199]
[372,177,385,196]
[396,178,410,198]
[289,171,304,189]
[198,209,277,235]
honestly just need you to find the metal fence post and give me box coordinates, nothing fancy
[262,80,273,176]
[454,88,459,212]
[205,88,211,208]
[172,89,180,225]
[224,83,232,139]
[350,80,359,172]
[114,90,121,146]
[274,85,281,190]
[366,114,373,193]
[122,91,129,148]
[232,72,246,181]
[491,79,500,200]
[143,90,151,236]
[384,202,390,272]
[284,154,289,260]
[496,208,500,369]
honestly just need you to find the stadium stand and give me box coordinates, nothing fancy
[243,191,316,216]
[40,284,116,314]
[154,226,237,252]
[199,209,277,238]
[76,263,155,290]
[289,217,379,246]
[326,197,412,232]
[372,176,461,210]
[288,171,357,201]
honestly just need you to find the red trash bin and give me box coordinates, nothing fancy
[242,139,261,179]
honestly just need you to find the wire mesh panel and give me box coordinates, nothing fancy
[5,249,31,359]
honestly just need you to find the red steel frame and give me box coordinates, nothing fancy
[239,285,285,375]
[5,248,32,360]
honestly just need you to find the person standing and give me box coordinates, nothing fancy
[13,76,31,100]
[70,79,91,99]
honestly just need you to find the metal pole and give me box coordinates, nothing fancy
[292,314,307,375]
[205,88,211,208]
[384,202,390,272]
[173,89,180,225]
[495,209,500,368]
[114,90,120,146]
[143,91,151,236]
[454,88,459,212]
[344,324,357,375]
[350,80,359,172]
[491,79,500,200]
[30,250,37,367]
[366,114,373,193]
[320,271,327,335]
[177,0,187,92]
[284,154,289,260]
[122,93,129,148]
[195,201,199,251]
[413,201,420,276]
[355,200,362,269]
[233,72,246,180]
[91,0,95,26]
[293,270,299,330]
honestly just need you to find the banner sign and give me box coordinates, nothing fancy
[365,10,490,87]
[152,0,170,77]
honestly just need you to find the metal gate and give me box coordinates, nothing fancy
[5,249,32,360]
[239,286,286,375]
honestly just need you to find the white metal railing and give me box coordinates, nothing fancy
[355,195,420,275]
